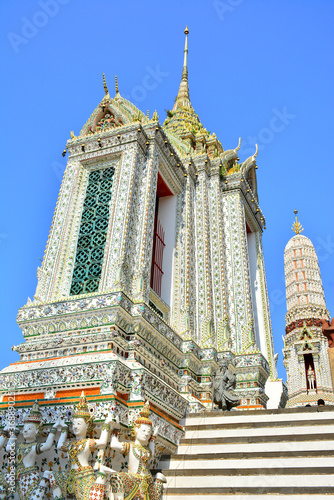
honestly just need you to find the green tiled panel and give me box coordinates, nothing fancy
[70,166,114,295]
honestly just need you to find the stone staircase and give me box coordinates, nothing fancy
[160,406,334,499]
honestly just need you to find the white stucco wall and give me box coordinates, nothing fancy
[247,232,267,359]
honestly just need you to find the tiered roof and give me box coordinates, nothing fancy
[76,74,151,139]
[71,27,258,181]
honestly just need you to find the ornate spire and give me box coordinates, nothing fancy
[163,27,223,157]
[115,75,121,101]
[284,211,328,325]
[103,73,109,96]
[292,209,304,235]
[174,26,191,109]
[101,73,110,106]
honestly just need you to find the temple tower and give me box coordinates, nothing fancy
[0,28,285,456]
[283,212,334,406]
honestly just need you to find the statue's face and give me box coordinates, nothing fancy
[23,422,38,442]
[135,423,152,445]
[72,418,88,437]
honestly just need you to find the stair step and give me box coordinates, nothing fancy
[182,406,334,423]
[163,495,334,500]
[162,467,334,476]
[160,456,334,470]
[176,440,334,455]
[163,486,334,496]
[161,449,334,461]
[181,423,334,442]
[183,418,334,431]
[180,431,332,445]
[164,474,334,488]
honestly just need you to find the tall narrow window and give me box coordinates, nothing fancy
[70,166,114,295]
[150,196,165,296]
[150,172,176,305]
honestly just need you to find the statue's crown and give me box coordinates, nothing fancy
[73,391,92,421]
[134,401,152,427]
[24,401,42,425]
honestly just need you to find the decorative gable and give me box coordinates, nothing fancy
[299,324,314,351]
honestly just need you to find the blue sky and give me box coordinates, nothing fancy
[0,0,333,381]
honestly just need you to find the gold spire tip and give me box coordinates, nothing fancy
[103,73,109,95]
[115,75,119,93]
[173,25,190,107]
[292,211,304,235]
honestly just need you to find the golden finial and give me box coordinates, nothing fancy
[132,110,142,123]
[292,210,304,235]
[147,110,150,119]
[103,73,109,95]
[184,26,189,35]
[114,75,121,100]
[152,110,159,122]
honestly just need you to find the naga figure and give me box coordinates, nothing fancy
[212,359,239,411]
[6,402,58,500]
[105,402,166,500]
[45,392,113,500]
